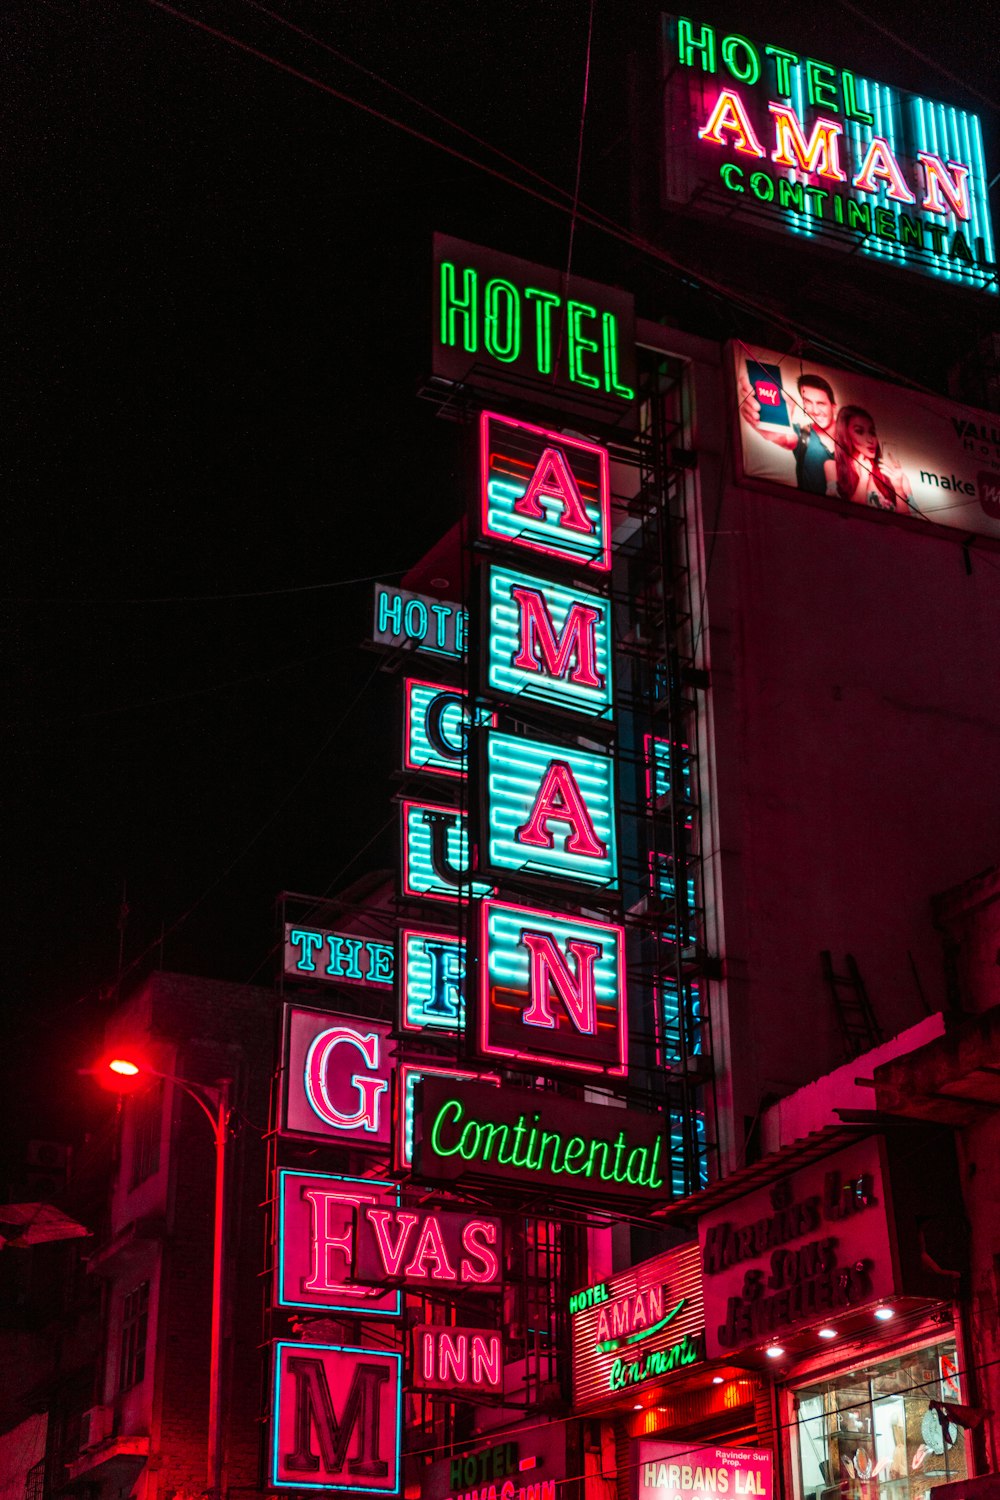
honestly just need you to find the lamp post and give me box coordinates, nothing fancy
[102,1057,232,1500]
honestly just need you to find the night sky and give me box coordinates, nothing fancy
[6,0,1000,1155]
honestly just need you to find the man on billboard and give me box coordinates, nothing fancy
[738,365,838,494]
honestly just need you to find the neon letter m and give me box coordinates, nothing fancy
[510,585,603,689]
[283,1355,390,1479]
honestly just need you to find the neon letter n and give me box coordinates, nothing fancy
[521,930,601,1034]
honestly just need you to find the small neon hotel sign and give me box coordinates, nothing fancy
[662,14,996,291]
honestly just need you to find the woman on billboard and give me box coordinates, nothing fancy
[827,406,913,513]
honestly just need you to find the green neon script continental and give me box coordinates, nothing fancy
[429,1099,666,1188]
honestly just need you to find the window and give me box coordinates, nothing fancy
[129,1083,162,1188]
[24,1461,44,1500]
[794,1337,968,1500]
[119,1281,150,1391]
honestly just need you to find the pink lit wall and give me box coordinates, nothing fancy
[645,324,1000,1170]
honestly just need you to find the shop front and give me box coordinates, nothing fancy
[696,1131,974,1500]
[569,1241,773,1500]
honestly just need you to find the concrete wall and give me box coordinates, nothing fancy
[647,327,1000,1166]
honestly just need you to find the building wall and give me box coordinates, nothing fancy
[76,972,273,1500]
[655,328,1000,1159]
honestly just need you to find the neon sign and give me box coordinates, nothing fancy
[403,679,494,779]
[479,412,612,570]
[401,799,493,903]
[433,234,637,429]
[271,1341,402,1494]
[399,928,465,1033]
[281,1007,395,1145]
[284,925,394,987]
[570,1243,705,1407]
[373,585,467,658]
[662,15,996,291]
[411,1325,503,1394]
[483,730,618,889]
[423,1428,565,1500]
[415,1077,667,1202]
[394,1062,499,1169]
[479,898,627,1076]
[353,1205,502,1291]
[276,1170,400,1316]
[484,564,613,719]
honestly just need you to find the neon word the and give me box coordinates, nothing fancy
[698,88,973,218]
[353,1206,501,1290]
[282,1009,395,1147]
[438,261,633,400]
[608,1333,702,1390]
[485,564,613,719]
[400,929,466,1033]
[412,1325,503,1393]
[373,585,467,658]
[484,731,618,889]
[271,1341,402,1494]
[428,1098,666,1189]
[479,898,626,1076]
[403,679,494,779]
[276,1171,400,1316]
[479,411,612,570]
[401,800,493,903]
[284,925,393,987]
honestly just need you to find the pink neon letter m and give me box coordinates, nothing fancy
[510,585,604,689]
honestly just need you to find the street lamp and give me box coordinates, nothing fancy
[94,1054,232,1500]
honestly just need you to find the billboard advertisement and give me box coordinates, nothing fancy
[733,341,1000,542]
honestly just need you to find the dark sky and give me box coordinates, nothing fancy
[6,0,1000,1150]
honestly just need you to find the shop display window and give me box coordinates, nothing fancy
[794,1338,967,1500]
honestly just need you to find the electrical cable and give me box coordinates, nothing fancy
[4,566,405,606]
[828,0,1000,115]
[83,659,384,1003]
[10,646,341,730]
[142,0,988,402]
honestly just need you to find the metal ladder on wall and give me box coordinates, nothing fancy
[821,950,883,1060]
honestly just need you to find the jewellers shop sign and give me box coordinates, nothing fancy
[661,15,996,294]
[698,1137,896,1359]
[570,1241,704,1408]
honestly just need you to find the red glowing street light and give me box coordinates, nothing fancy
[86,1051,231,1500]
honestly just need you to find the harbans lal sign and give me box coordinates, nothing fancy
[414,1076,669,1203]
[661,15,996,292]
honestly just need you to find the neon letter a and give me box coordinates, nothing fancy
[521,930,601,1034]
[514,446,594,534]
[515,759,607,859]
[510,585,604,689]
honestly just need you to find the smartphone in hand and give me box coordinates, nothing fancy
[745,359,792,429]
